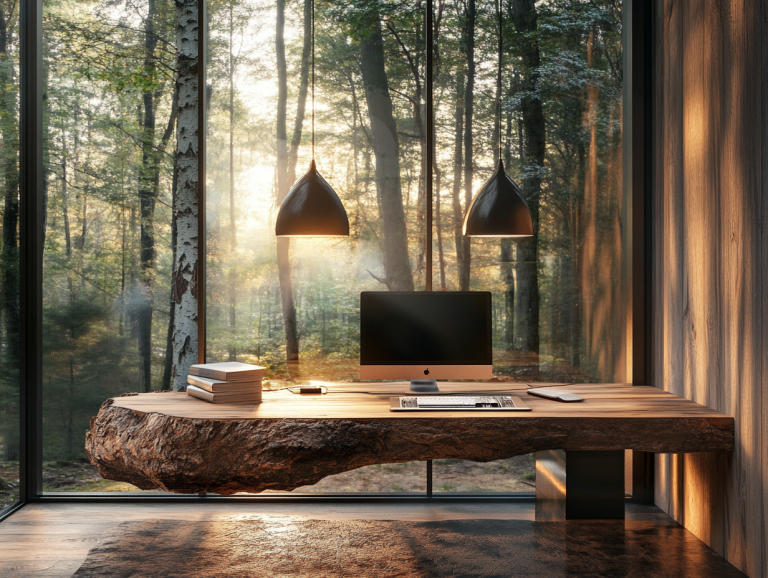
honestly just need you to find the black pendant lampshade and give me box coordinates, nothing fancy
[275,160,350,237]
[462,158,533,237]
[274,0,348,238]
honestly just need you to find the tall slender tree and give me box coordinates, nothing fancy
[498,2,515,349]
[385,7,426,280]
[0,1,19,368]
[136,0,177,391]
[458,0,474,291]
[451,63,465,291]
[512,0,543,355]
[357,5,413,291]
[227,0,238,361]
[433,0,446,290]
[171,0,200,391]
[274,0,310,364]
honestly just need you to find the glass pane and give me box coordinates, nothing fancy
[205,0,427,492]
[431,0,623,491]
[292,462,426,494]
[0,2,20,514]
[432,456,535,494]
[432,0,624,382]
[42,0,190,493]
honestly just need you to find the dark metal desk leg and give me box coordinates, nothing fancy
[535,450,625,521]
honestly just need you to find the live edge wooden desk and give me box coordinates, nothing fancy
[86,383,733,520]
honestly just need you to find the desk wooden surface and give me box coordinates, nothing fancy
[87,383,734,495]
[110,382,734,421]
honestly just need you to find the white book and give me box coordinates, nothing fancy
[187,374,261,393]
[189,361,266,382]
[186,384,262,405]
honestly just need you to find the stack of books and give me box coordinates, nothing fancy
[186,362,265,404]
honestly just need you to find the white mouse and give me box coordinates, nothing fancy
[527,388,584,403]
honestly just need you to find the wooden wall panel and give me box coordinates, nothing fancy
[763,6,768,577]
[654,0,684,526]
[653,1,765,576]
[661,0,683,400]
[720,2,762,574]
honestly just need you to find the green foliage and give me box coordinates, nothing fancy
[40,0,177,461]
[43,297,137,460]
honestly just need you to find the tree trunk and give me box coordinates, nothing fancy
[162,105,180,390]
[493,0,502,162]
[385,16,425,282]
[358,10,413,291]
[513,0,543,356]
[275,0,299,363]
[433,2,446,290]
[227,0,238,361]
[459,1,475,291]
[451,66,464,289]
[500,239,515,349]
[137,0,159,392]
[0,6,19,367]
[171,0,201,391]
[579,32,600,371]
[435,164,446,290]
[287,0,311,186]
[500,58,515,348]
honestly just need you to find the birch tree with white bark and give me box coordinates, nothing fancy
[171,0,200,391]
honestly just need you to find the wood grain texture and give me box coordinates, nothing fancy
[655,0,685,528]
[681,0,725,557]
[722,2,762,574]
[653,1,766,576]
[84,384,734,495]
[763,4,768,577]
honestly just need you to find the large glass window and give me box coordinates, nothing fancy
[34,0,624,497]
[0,1,20,514]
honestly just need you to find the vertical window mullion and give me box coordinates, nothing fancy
[19,0,45,502]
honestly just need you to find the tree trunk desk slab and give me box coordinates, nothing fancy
[85,383,734,498]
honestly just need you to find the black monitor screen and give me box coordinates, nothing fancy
[360,292,492,365]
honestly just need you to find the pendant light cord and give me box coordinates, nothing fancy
[311,0,315,161]
[497,0,503,161]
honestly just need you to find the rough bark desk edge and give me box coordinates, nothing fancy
[85,386,734,495]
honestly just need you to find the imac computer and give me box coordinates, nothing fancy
[359,291,492,393]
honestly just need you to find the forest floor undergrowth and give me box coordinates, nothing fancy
[0,460,20,510]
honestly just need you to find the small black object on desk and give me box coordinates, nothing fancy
[300,386,325,394]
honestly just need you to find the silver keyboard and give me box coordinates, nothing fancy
[399,396,517,409]
[419,396,506,408]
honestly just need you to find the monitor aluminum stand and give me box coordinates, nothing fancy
[409,379,440,393]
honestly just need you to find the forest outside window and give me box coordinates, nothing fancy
[31,0,625,496]
[0,0,20,515]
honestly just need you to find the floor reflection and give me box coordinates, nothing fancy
[70,515,745,577]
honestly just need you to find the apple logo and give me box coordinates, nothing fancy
[424,368,430,376]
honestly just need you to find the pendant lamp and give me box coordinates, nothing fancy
[275,0,349,237]
[463,158,533,237]
[463,0,533,238]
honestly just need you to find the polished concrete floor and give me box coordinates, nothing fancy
[0,502,746,577]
